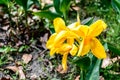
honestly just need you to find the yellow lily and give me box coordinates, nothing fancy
[46,18,79,70]
[73,20,107,59]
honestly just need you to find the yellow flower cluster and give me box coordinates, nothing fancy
[46,17,107,71]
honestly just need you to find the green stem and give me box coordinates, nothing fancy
[25,11,28,28]
[80,69,85,80]
[63,12,67,23]
[7,3,12,27]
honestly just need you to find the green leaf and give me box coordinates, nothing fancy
[107,43,120,56]
[15,0,39,11]
[15,0,28,11]
[42,4,53,10]
[81,17,94,26]
[18,45,29,52]
[27,0,33,10]
[0,0,9,6]
[33,11,61,20]
[10,48,17,52]
[0,47,5,53]
[60,0,71,20]
[111,0,120,14]
[86,56,101,80]
[51,78,60,80]
[0,46,12,53]
[27,0,40,10]
[73,56,91,70]
[53,0,61,14]
[19,46,25,52]
[0,46,17,53]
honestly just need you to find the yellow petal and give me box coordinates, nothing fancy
[50,47,57,56]
[88,20,107,37]
[62,53,68,71]
[56,43,72,54]
[54,31,68,47]
[91,38,107,59]
[53,18,67,33]
[77,39,90,56]
[69,25,89,38]
[67,38,74,45]
[54,31,78,47]
[77,39,84,56]
[46,33,57,49]
[70,44,78,56]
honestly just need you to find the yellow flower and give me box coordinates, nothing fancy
[46,17,107,71]
[74,20,107,59]
[46,18,79,70]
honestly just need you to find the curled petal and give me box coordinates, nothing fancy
[88,20,107,37]
[46,33,57,49]
[70,44,78,56]
[77,39,90,56]
[54,31,68,47]
[54,31,78,47]
[56,43,72,54]
[69,25,89,38]
[62,53,68,71]
[50,47,57,56]
[53,18,67,33]
[68,31,80,38]
[91,38,107,59]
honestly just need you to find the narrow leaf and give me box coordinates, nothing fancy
[60,0,71,13]
[53,0,61,14]
[60,0,71,19]
[81,17,94,25]
[73,56,91,70]
[42,4,53,10]
[33,11,61,20]
[15,0,38,11]
[86,57,101,80]
[0,0,9,6]
[15,0,28,11]
[107,43,120,56]
[0,48,5,53]
[111,0,120,14]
